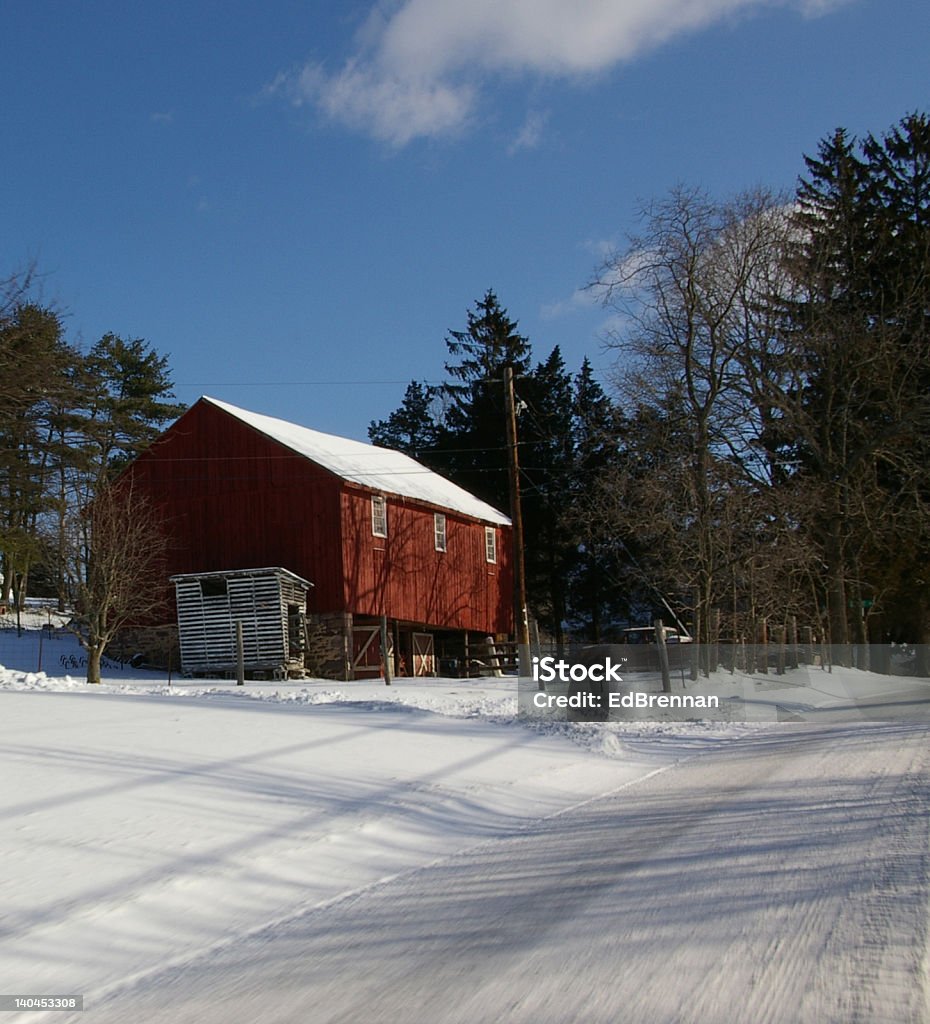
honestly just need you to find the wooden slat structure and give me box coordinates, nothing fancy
[171,567,312,678]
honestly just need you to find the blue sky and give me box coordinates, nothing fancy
[3,0,927,441]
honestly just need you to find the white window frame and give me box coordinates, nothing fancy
[484,526,497,564]
[434,513,447,552]
[371,495,387,537]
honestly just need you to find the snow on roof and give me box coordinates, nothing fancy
[169,566,313,587]
[202,396,511,526]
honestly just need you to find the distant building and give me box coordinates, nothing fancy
[123,397,512,678]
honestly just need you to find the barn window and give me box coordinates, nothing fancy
[200,577,228,598]
[434,513,447,552]
[485,526,497,564]
[371,495,387,537]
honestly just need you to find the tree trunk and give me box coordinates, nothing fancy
[0,553,12,606]
[86,645,103,685]
[825,518,850,665]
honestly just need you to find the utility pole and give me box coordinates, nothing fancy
[504,365,530,676]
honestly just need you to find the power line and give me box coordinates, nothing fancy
[176,379,446,388]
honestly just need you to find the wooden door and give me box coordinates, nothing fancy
[412,632,435,677]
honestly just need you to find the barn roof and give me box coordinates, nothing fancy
[202,396,511,526]
[169,566,313,588]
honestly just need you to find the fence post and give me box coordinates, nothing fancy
[235,620,245,686]
[710,607,720,674]
[690,587,700,681]
[758,618,768,674]
[654,618,672,694]
[789,616,799,670]
[776,625,786,675]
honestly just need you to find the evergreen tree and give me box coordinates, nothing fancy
[368,380,439,456]
[520,346,575,641]
[565,359,626,641]
[443,289,532,426]
[81,333,186,484]
[781,128,871,649]
[776,114,930,651]
[857,114,930,647]
[438,290,532,512]
[0,304,76,605]
[373,293,631,641]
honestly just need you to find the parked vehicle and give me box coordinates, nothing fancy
[618,626,692,672]
[622,626,692,646]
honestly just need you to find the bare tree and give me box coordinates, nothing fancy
[586,114,930,660]
[590,186,796,650]
[67,481,168,684]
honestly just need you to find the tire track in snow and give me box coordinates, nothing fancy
[77,722,930,1024]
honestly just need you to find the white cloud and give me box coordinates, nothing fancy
[583,237,619,260]
[541,286,600,319]
[272,0,849,146]
[286,59,476,147]
[508,110,548,154]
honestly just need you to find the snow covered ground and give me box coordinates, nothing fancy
[2,620,929,1022]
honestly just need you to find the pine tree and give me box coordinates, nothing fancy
[0,304,76,606]
[856,113,930,648]
[49,334,184,611]
[443,290,532,426]
[565,359,625,641]
[368,380,439,456]
[520,346,575,641]
[438,290,532,512]
[780,128,870,649]
[778,115,930,651]
[81,333,186,484]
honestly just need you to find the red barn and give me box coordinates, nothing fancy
[123,396,513,678]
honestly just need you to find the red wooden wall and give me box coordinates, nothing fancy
[340,487,512,634]
[125,399,513,635]
[126,401,345,610]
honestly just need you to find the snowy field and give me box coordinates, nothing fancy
[2,618,929,1023]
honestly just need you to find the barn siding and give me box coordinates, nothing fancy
[126,399,513,638]
[340,486,512,634]
[125,401,345,611]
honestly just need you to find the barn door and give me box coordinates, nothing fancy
[412,632,435,677]
[352,625,392,678]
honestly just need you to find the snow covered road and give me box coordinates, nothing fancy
[82,719,930,1024]
[0,682,687,1022]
